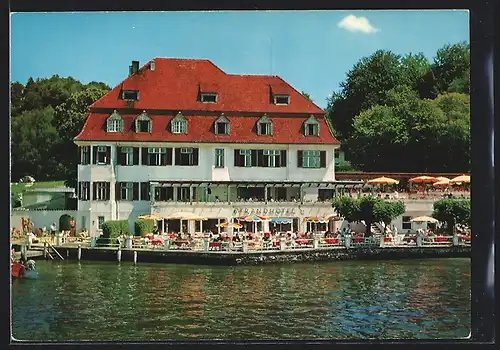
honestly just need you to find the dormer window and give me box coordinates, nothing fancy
[135,111,152,133]
[257,114,273,136]
[201,93,217,103]
[106,110,123,133]
[171,112,188,134]
[121,90,139,101]
[304,115,320,136]
[273,94,290,105]
[214,114,229,135]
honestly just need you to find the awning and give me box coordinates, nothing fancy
[270,217,293,224]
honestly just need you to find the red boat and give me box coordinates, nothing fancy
[11,261,26,279]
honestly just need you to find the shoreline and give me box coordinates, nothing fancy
[16,244,471,266]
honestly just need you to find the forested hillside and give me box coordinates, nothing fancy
[10,76,110,187]
[326,42,470,173]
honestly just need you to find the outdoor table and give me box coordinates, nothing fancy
[151,238,164,246]
[295,239,310,245]
[434,236,448,242]
[384,237,393,243]
[174,240,190,247]
[324,238,339,244]
[208,242,222,250]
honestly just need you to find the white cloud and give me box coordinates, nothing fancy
[337,15,379,34]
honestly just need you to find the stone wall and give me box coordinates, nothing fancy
[52,246,471,266]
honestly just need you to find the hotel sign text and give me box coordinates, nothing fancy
[232,207,304,216]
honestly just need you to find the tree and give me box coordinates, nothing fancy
[11,106,59,181]
[332,196,406,236]
[432,198,471,234]
[347,91,469,172]
[326,50,408,142]
[417,42,470,98]
[10,76,110,186]
[53,86,109,187]
[301,91,312,102]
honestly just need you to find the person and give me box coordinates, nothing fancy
[50,222,57,243]
[11,248,16,263]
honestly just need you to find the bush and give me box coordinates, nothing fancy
[134,219,154,236]
[59,214,73,231]
[336,160,360,172]
[101,220,130,239]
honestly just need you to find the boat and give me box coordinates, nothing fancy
[11,260,38,280]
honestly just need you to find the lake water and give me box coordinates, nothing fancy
[11,259,471,341]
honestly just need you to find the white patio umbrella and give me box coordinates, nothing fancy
[410,216,438,223]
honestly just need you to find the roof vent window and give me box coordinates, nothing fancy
[273,95,290,105]
[201,93,217,103]
[121,90,139,101]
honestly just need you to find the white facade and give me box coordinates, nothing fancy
[75,141,341,235]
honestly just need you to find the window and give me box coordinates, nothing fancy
[172,120,187,134]
[240,149,252,167]
[402,216,412,230]
[263,150,281,167]
[148,147,167,166]
[140,182,150,201]
[93,182,110,201]
[201,93,217,103]
[273,95,290,105]
[118,147,136,166]
[306,123,319,136]
[96,146,108,164]
[117,182,139,201]
[142,147,171,166]
[154,187,174,201]
[214,114,230,135]
[175,147,199,166]
[78,181,90,201]
[171,112,188,134]
[135,111,151,133]
[137,120,149,132]
[303,150,321,168]
[304,115,320,136]
[121,90,139,100]
[258,122,272,135]
[177,187,191,201]
[215,122,228,135]
[215,149,225,168]
[97,216,105,230]
[79,146,90,165]
[256,115,273,135]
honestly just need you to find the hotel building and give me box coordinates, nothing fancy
[74,58,359,236]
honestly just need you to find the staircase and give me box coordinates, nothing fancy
[43,242,65,260]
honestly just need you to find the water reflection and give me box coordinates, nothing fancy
[12,259,470,341]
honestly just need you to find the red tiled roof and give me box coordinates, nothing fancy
[75,113,340,145]
[91,58,325,114]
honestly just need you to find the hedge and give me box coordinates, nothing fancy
[101,220,130,239]
[134,219,155,236]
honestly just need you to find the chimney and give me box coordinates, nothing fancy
[129,60,140,76]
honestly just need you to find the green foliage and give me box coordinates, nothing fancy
[332,196,406,236]
[10,76,110,184]
[432,198,471,234]
[134,219,155,237]
[335,160,359,172]
[101,220,130,239]
[326,43,470,173]
[59,214,73,231]
[301,91,313,102]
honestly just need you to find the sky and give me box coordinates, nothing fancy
[10,10,469,109]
